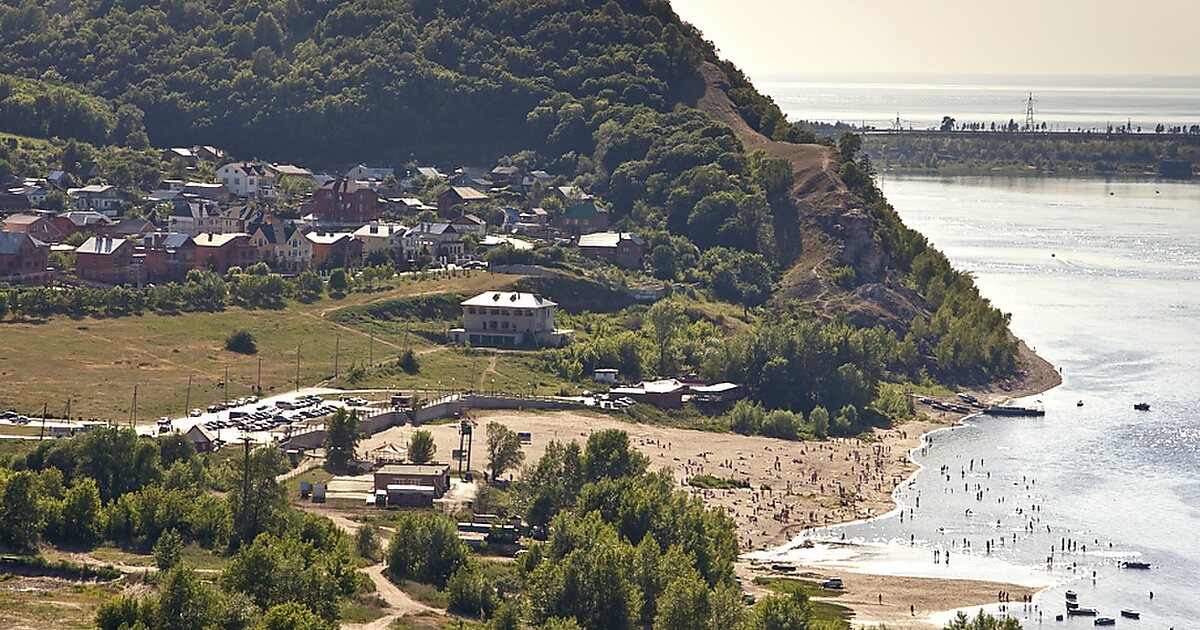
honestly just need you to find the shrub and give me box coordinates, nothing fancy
[446,562,496,617]
[398,349,420,374]
[225,330,257,354]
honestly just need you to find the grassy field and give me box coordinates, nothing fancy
[0,271,522,421]
[0,575,123,630]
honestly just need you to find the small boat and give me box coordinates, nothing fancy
[1120,609,1140,619]
[1065,590,1078,600]
[1069,607,1099,617]
[1094,618,1116,626]
[1077,400,1084,407]
[770,563,796,573]
[1067,601,1080,610]
[1121,561,1151,569]
[1133,402,1150,411]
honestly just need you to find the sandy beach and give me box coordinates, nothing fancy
[355,342,1062,627]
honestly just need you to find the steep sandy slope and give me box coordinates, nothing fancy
[694,62,925,330]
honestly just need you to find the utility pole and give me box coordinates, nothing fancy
[185,375,192,417]
[334,335,341,379]
[39,402,47,440]
[257,356,262,393]
[295,343,301,392]
[130,384,138,428]
[369,332,375,367]
[64,395,71,422]
[224,365,230,404]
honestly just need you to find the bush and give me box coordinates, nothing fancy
[153,527,184,570]
[386,512,469,588]
[225,330,257,354]
[398,349,420,374]
[687,475,749,490]
[831,266,857,290]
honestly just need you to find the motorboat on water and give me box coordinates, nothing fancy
[1134,402,1150,411]
[1120,609,1141,619]
[1066,601,1080,610]
[1121,561,1151,570]
[1077,400,1084,407]
[1065,590,1078,600]
[1069,607,1099,617]
[1095,618,1116,626]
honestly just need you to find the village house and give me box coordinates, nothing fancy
[182,182,231,203]
[0,231,50,285]
[353,222,407,254]
[10,181,48,206]
[552,198,609,235]
[312,178,379,225]
[450,291,573,348]
[577,231,646,269]
[345,164,393,182]
[75,236,140,285]
[449,213,486,237]
[544,185,593,204]
[489,165,524,188]
[522,170,555,192]
[193,232,257,273]
[373,463,451,507]
[249,223,311,273]
[191,145,225,163]
[101,217,157,239]
[139,233,197,280]
[2,213,62,242]
[306,232,362,268]
[436,186,489,219]
[403,222,467,260]
[161,147,198,167]
[269,164,315,181]
[215,162,274,199]
[67,184,126,216]
[0,189,32,213]
[168,201,240,236]
[51,211,110,238]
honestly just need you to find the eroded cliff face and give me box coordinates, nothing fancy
[693,61,926,332]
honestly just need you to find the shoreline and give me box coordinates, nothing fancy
[739,340,1063,628]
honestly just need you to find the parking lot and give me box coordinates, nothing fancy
[148,388,381,446]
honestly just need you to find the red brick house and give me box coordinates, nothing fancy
[306,232,363,268]
[2,214,62,242]
[313,178,379,224]
[0,232,50,285]
[75,236,140,285]
[193,233,257,274]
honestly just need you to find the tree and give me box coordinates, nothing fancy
[486,422,524,482]
[654,573,710,630]
[155,566,219,630]
[386,512,469,588]
[809,406,830,439]
[753,592,811,630]
[940,116,957,132]
[294,270,323,302]
[323,408,360,471]
[643,299,687,377]
[230,445,289,546]
[327,268,349,294]
[447,562,497,617]
[837,132,862,162]
[584,429,648,481]
[407,430,436,464]
[226,329,257,354]
[0,471,43,550]
[60,477,103,546]
[257,602,335,630]
[355,523,381,562]
[154,528,184,569]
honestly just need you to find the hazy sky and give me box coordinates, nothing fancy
[670,0,1200,79]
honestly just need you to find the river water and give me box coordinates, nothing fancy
[766,175,1200,627]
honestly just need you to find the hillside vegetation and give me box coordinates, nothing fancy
[0,0,1027,416]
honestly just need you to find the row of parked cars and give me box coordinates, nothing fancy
[276,394,325,410]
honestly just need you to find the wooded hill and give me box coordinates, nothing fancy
[0,0,1023,385]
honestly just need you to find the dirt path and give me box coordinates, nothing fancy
[295,503,441,627]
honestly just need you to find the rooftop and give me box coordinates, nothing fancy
[578,231,644,248]
[462,291,557,309]
[376,464,450,477]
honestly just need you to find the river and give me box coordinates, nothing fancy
[771,175,1200,627]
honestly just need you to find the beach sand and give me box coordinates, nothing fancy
[355,341,1062,627]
